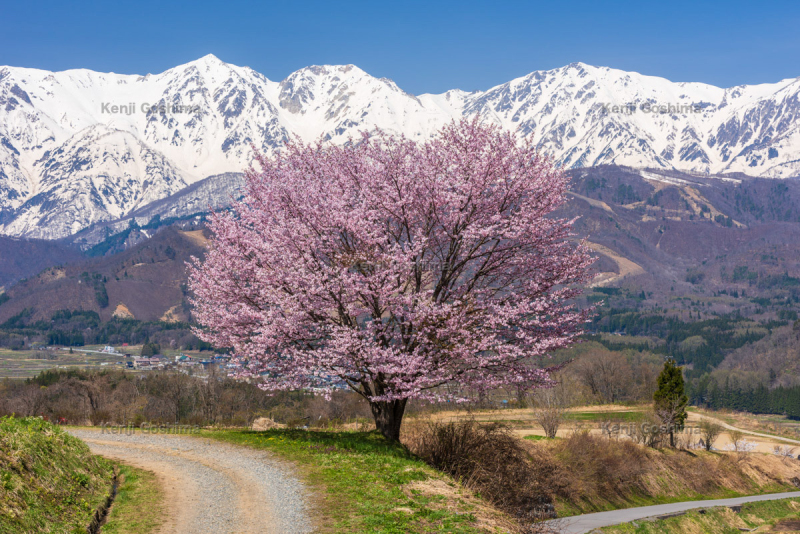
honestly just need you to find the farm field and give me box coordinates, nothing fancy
[0,346,127,379]
[419,405,800,454]
[0,345,213,378]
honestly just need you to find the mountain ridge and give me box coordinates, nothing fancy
[1,55,799,239]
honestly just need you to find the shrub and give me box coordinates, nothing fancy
[406,420,556,525]
[550,431,650,499]
[534,406,564,439]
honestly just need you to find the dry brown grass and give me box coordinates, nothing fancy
[404,419,557,529]
[532,431,800,514]
[406,419,800,523]
[401,478,523,534]
[178,229,210,247]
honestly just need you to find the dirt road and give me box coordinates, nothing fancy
[68,429,311,534]
[687,411,800,453]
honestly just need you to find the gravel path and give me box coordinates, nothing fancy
[68,429,312,534]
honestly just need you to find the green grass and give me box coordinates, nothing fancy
[601,497,800,533]
[564,411,644,422]
[102,464,163,534]
[522,434,550,441]
[0,416,115,534]
[204,429,512,534]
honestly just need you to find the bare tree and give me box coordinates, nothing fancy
[773,444,796,460]
[726,429,757,462]
[654,396,687,448]
[629,410,666,448]
[573,348,632,403]
[514,383,531,408]
[533,386,566,439]
[196,367,223,424]
[697,420,723,451]
[11,384,45,416]
[728,429,745,449]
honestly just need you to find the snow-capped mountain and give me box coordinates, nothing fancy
[1,55,799,239]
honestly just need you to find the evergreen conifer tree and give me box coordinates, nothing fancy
[654,358,688,447]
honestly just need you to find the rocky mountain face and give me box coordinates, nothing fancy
[0,55,798,240]
[64,172,245,249]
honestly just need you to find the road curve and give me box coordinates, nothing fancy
[691,411,800,446]
[68,429,312,534]
[544,491,800,533]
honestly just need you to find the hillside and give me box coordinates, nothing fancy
[1,165,800,384]
[0,236,83,290]
[0,416,114,533]
[566,166,800,296]
[0,225,207,324]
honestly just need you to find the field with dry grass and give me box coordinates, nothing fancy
[406,406,800,520]
[417,404,800,453]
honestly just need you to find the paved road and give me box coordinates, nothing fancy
[68,429,312,534]
[544,491,800,533]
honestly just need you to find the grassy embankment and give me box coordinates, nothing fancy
[0,416,162,534]
[102,465,164,534]
[602,498,800,533]
[205,428,519,534]
[525,431,799,518]
[0,416,113,533]
[433,406,800,518]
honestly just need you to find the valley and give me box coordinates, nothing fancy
[1,44,799,534]
[2,164,800,415]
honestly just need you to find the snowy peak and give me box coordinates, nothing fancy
[0,56,799,240]
[276,64,435,142]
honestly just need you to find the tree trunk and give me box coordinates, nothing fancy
[370,399,407,441]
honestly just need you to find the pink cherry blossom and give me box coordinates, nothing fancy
[189,118,593,440]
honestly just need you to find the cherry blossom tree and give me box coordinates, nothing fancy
[189,118,593,441]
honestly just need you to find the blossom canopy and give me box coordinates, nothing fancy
[189,118,593,438]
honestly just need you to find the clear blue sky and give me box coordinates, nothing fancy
[2,0,799,94]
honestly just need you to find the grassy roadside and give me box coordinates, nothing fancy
[204,429,518,534]
[518,431,800,519]
[601,497,800,533]
[0,416,114,534]
[554,482,795,519]
[551,450,798,519]
[203,425,800,532]
[101,464,164,534]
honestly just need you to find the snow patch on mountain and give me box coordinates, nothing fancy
[0,56,798,239]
